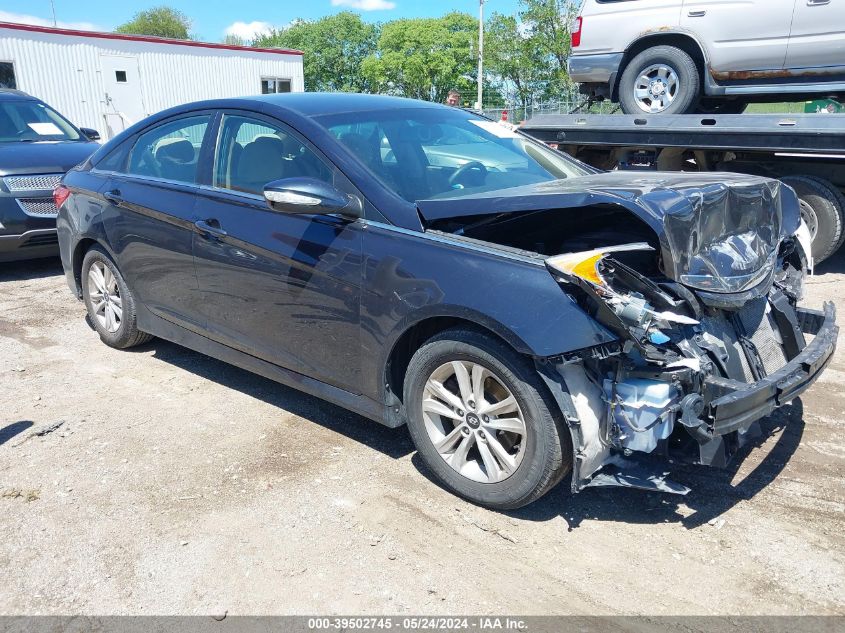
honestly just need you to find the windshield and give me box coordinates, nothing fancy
[317,107,589,203]
[0,100,81,142]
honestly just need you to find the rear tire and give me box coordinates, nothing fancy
[800,176,845,255]
[403,328,572,510]
[618,46,701,115]
[781,176,844,263]
[81,246,153,349]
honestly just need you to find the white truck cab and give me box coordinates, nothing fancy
[569,0,845,114]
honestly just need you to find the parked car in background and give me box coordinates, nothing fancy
[569,0,845,114]
[0,89,99,262]
[57,94,835,509]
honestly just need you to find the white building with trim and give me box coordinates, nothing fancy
[0,21,304,138]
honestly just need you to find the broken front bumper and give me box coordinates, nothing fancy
[705,303,837,436]
[539,301,838,495]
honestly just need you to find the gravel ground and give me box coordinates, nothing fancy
[0,253,843,616]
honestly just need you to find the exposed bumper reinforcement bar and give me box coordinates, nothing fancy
[705,303,837,435]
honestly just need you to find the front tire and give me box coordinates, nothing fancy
[81,246,153,349]
[781,176,845,263]
[619,46,701,115]
[403,328,572,510]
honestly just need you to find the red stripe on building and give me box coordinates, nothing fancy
[0,21,303,56]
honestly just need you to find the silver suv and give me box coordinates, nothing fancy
[569,0,845,114]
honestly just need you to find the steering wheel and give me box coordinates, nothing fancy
[449,161,488,188]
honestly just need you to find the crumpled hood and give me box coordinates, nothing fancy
[0,140,99,177]
[417,171,801,294]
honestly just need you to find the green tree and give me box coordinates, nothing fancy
[254,13,378,93]
[222,34,246,46]
[115,6,193,40]
[516,0,580,99]
[362,12,477,103]
[485,12,547,112]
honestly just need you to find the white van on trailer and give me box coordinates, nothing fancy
[568,0,845,115]
[0,21,304,139]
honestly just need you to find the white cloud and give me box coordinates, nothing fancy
[0,10,100,31]
[224,20,276,40]
[330,0,397,10]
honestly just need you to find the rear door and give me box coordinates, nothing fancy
[784,0,845,72]
[682,0,796,72]
[191,111,364,391]
[100,113,212,331]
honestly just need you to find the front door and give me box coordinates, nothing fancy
[100,55,147,138]
[682,0,796,72]
[784,0,845,72]
[191,112,363,392]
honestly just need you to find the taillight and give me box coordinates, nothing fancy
[53,184,71,209]
[571,16,582,48]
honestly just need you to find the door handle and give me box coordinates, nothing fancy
[194,219,228,238]
[103,189,123,204]
[807,0,830,5]
[688,9,707,17]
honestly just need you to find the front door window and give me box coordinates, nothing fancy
[214,114,332,195]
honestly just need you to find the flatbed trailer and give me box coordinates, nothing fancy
[521,113,845,262]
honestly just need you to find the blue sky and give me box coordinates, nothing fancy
[0,1,522,42]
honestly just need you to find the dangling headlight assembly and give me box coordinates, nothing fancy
[546,243,654,291]
[546,243,698,355]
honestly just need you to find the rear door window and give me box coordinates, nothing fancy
[127,115,211,184]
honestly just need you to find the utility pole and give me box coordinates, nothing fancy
[50,1,57,26]
[476,0,484,111]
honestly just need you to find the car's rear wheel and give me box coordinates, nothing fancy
[619,46,700,115]
[403,328,571,510]
[781,176,845,263]
[81,246,153,349]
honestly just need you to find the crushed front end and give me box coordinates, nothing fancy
[539,177,838,492]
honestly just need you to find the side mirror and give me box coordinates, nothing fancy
[263,178,362,219]
[79,127,101,141]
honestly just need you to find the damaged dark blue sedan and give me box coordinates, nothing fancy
[56,94,837,509]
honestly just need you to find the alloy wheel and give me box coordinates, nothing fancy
[634,64,679,113]
[421,360,527,483]
[87,261,123,333]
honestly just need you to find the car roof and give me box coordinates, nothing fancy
[184,92,447,119]
[0,89,35,101]
[258,92,444,115]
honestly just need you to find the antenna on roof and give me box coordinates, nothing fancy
[50,1,57,27]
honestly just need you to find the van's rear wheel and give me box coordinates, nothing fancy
[619,46,700,115]
[403,328,571,510]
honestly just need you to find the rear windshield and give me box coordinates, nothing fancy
[0,100,81,142]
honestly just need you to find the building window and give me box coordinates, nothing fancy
[0,62,16,89]
[261,78,291,94]
[115,70,127,83]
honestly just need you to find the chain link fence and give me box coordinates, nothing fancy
[480,98,620,123]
